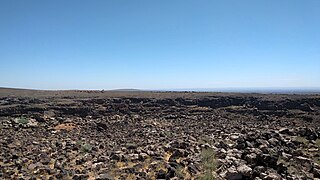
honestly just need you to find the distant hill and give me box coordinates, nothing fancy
[110,89,143,92]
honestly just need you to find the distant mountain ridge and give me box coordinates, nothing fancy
[110,89,143,92]
[1,87,319,94]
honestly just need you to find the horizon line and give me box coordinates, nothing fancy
[1,86,320,92]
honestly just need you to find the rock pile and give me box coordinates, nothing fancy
[0,93,319,179]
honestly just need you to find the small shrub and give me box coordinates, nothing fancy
[201,171,215,180]
[200,148,216,180]
[175,165,185,178]
[294,136,308,145]
[17,117,29,124]
[201,148,216,171]
[163,131,173,137]
[316,139,320,147]
[80,143,92,153]
[76,140,82,146]
[199,136,215,145]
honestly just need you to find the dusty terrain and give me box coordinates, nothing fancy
[0,88,320,179]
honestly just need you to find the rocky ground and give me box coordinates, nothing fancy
[0,88,320,179]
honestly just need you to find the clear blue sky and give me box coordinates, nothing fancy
[0,0,319,90]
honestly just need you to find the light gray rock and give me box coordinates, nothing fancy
[263,173,281,180]
[245,153,257,164]
[96,173,114,180]
[237,164,252,177]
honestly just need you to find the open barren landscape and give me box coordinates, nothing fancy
[0,88,320,179]
[2,0,320,179]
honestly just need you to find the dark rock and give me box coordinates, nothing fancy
[226,166,242,180]
[126,143,137,150]
[166,166,176,179]
[188,164,199,175]
[96,122,108,131]
[169,149,185,162]
[314,168,320,178]
[257,154,278,168]
[110,153,122,161]
[253,166,266,177]
[156,169,167,179]
[245,153,257,165]
[72,174,89,180]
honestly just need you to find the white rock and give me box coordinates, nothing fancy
[237,164,252,176]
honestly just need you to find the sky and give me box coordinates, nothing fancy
[0,0,319,90]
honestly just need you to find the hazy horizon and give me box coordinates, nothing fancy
[1,0,320,90]
[1,86,320,94]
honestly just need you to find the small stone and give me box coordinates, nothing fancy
[126,143,137,150]
[147,150,155,156]
[139,153,148,160]
[245,153,257,165]
[188,164,199,175]
[92,162,104,171]
[281,152,292,160]
[28,163,37,170]
[268,138,278,146]
[230,135,239,141]
[253,166,266,176]
[73,174,89,180]
[308,148,318,152]
[226,166,242,180]
[263,173,281,180]
[296,156,311,162]
[128,154,139,161]
[28,119,38,127]
[110,153,121,161]
[237,164,252,177]
[96,173,114,180]
[278,128,289,134]
[313,168,320,178]
[156,169,166,179]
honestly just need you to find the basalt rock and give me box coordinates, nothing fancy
[0,90,319,179]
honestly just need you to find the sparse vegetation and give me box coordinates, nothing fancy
[316,139,320,147]
[76,140,82,146]
[313,139,320,165]
[17,117,29,124]
[1,90,319,179]
[175,165,185,178]
[201,171,215,180]
[163,131,174,137]
[199,136,215,145]
[78,142,92,153]
[294,136,309,145]
[200,148,216,180]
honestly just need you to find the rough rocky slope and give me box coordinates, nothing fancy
[0,89,320,179]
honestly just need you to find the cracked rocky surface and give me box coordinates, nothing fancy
[0,89,320,179]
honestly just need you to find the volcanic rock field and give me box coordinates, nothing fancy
[0,89,320,179]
